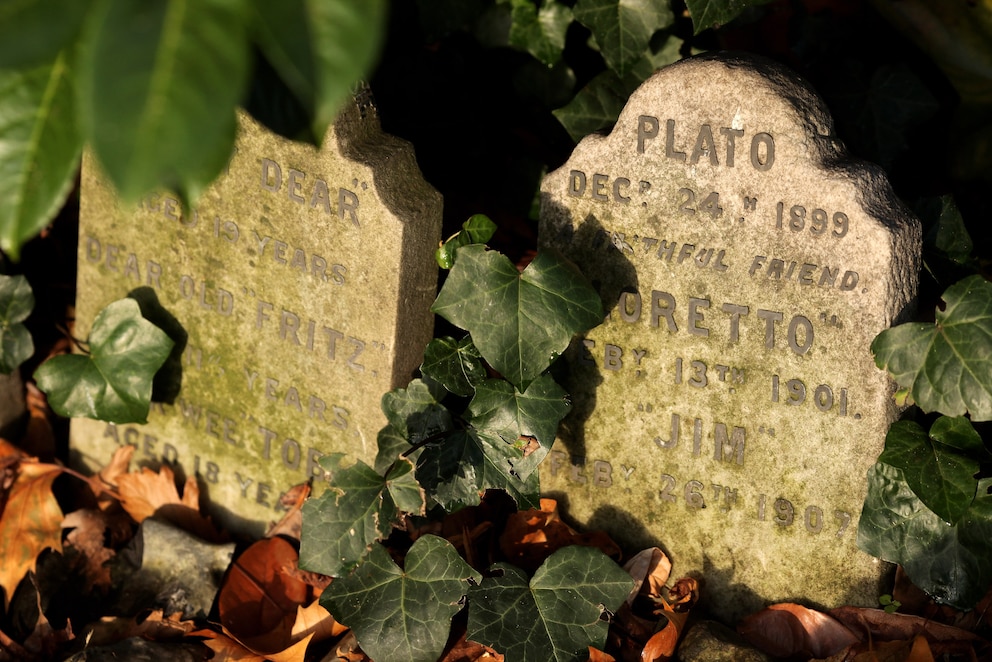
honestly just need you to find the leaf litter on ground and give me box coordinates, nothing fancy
[0,426,990,660]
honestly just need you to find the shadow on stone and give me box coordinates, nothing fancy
[127,287,187,405]
[542,200,638,468]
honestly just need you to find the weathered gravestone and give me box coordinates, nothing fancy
[540,54,920,618]
[72,97,442,536]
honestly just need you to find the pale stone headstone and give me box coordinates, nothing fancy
[540,54,920,619]
[73,97,442,536]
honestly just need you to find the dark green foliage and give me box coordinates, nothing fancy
[432,245,603,389]
[34,298,173,423]
[467,545,635,661]
[319,536,481,662]
[872,276,992,422]
[858,463,992,609]
[0,275,34,374]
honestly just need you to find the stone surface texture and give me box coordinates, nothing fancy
[539,54,920,619]
[677,620,771,662]
[72,98,441,536]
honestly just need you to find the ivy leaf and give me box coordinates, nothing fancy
[466,375,571,480]
[320,535,481,662]
[877,418,984,524]
[78,0,251,203]
[0,0,91,68]
[436,214,498,269]
[872,275,992,421]
[554,30,683,141]
[572,0,673,77]
[381,378,453,444]
[928,196,974,266]
[375,424,415,473]
[0,52,82,260]
[431,245,603,389]
[417,429,540,512]
[468,545,635,661]
[0,275,35,374]
[858,463,992,609]
[34,298,174,423]
[553,69,632,142]
[299,457,419,578]
[420,336,487,397]
[249,0,387,139]
[507,0,574,67]
[684,0,775,34]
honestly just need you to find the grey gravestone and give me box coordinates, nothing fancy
[540,54,920,619]
[72,97,442,536]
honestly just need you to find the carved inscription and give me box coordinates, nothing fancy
[74,109,442,535]
[539,55,920,616]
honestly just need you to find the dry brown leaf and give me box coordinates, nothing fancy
[19,383,54,462]
[891,566,992,632]
[0,438,26,463]
[19,575,73,659]
[329,631,370,661]
[195,629,265,661]
[848,634,935,662]
[219,537,319,656]
[291,600,348,642]
[623,548,672,605]
[265,482,311,541]
[86,444,135,504]
[116,464,221,541]
[76,609,196,651]
[499,498,620,572]
[208,602,342,662]
[829,606,985,644]
[0,461,64,608]
[0,627,31,661]
[739,602,859,658]
[440,624,504,662]
[587,646,617,662]
[640,623,679,662]
[62,509,115,590]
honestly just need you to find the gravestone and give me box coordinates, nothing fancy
[72,97,442,536]
[540,54,920,619]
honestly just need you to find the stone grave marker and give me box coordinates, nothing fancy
[72,97,442,536]
[540,53,920,618]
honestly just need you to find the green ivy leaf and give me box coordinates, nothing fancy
[375,423,415,473]
[78,0,251,203]
[381,378,454,445]
[553,32,683,140]
[553,69,631,142]
[299,457,420,577]
[572,0,673,77]
[417,429,540,512]
[466,374,570,480]
[321,535,481,662]
[420,336,487,397]
[468,545,635,661]
[684,0,775,34]
[0,0,92,68]
[858,463,992,609]
[436,214,498,269]
[928,196,974,266]
[0,275,35,374]
[507,0,573,67]
[0,52,82,260]
[34,298,174,423]
[249,0,387,139]
[431,245,603,389]
[877,418,983,524]
[872,275,992,421]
